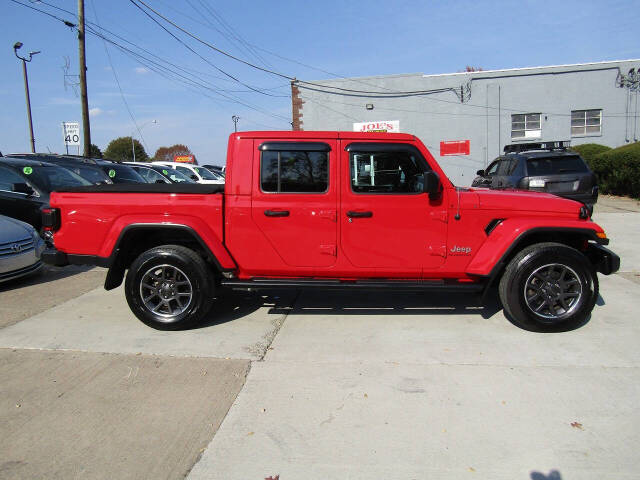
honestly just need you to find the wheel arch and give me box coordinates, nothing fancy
[471,226,606,297]
[105,224,235,290]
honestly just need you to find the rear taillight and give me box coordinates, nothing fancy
[41,207,61,231]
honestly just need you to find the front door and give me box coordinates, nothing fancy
[339,142,447,277]
[251,140,338,269]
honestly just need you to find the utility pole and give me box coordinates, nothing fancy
[232,115,239,132]
[13,42,39,153]
[78,0,91,157]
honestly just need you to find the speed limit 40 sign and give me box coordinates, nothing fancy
[62,122,80,146]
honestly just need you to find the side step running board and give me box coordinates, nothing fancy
[221,278,485,293]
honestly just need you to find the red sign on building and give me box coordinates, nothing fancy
[440,140,470,156]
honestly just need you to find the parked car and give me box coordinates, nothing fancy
[6,153,112,185]
[0,214,45,283]
[0,214,46,283]
[471,141,598,205]
[0,156,91,232]
[124,163,171,184]
[152,161,224,184]
[43,131,618,332]
[201,164,225,178]
[95,160,146,184]
[124,163,196,184]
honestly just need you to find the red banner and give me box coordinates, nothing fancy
[440,140,470,156]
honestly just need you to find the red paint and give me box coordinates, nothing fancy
[49,130,605,281]
[440,140,470,156]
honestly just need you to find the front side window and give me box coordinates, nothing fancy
[261,150,328,193]
[571,109,602,136]
[511,113,541,139]
[350,150,424,194]
[485,160,500,176]
[0,166,29,192]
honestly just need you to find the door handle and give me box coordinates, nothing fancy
[264,209,290,217]
[346,210,373,218]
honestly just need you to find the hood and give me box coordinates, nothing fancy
[469,188,582,215]
[0,215,35,242]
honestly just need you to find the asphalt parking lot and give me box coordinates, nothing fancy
[0,196,639,480]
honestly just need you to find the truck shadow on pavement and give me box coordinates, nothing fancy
[199,288,604,333]
[0,265,96,293]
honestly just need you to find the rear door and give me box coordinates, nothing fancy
[251,140,337,268]
[339,142,447,275]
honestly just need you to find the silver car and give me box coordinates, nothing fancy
[0,214,45,283]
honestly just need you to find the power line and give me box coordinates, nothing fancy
[10,0,291,123]
[89,0,149,152]
[128,0,284,98]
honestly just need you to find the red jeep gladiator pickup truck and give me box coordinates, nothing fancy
[42,131,619,330]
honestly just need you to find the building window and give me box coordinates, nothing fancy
[571,109,602,136]
[511,113,542,140]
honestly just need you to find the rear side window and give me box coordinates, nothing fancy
[261,150,328,193]
[526,156,589,176]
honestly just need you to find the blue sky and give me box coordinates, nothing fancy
[2,0,639,164]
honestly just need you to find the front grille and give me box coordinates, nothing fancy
[0,237,34,257]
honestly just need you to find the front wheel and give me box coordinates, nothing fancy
[124,245,215,330]
[499,242,598,330]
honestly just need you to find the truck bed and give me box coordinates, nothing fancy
[50,185,225,259]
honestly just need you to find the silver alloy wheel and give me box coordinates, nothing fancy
[524,263,583,320]
[139,264,193,318]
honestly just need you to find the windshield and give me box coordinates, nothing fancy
[24,165,91,192]
[101,164,145,184]
[152,166,195,183]
[526,155,589,176]
[193,166,218,180]
[133,167,170,183]
[70,165,111,184]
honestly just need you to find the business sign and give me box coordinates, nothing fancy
[62,122,80,146]
[440,140,470,156]
[353,120,400,133]
[174,155,195,164]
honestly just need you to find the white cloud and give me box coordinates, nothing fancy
[89,107,103,117]
[134,67,150,75]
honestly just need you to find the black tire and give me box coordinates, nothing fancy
[498,242,598,331]
[124,245,215,330]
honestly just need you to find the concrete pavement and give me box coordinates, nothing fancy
[0,202,638,480]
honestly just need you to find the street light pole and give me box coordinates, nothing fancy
[131,119,157,162]
[13,42,40,153]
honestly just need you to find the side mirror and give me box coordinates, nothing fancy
[12,182,35,196]
[476,169,485,176]
[423,171,440,199]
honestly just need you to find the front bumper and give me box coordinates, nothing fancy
[587,243,620,275]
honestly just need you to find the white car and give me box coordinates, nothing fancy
[151,162,224,184]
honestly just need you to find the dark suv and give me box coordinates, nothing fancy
[471,141,598,205]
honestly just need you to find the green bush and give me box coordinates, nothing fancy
[570,143,611,167]
[585,142,640,198]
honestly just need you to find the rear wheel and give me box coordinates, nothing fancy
[125,245,215,330]
[499,242,598,330]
